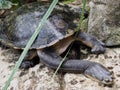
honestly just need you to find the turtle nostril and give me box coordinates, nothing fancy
[105,79,110,82]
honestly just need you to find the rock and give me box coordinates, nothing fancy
[88,0,120,46]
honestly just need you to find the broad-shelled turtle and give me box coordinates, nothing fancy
[0,2,113,85]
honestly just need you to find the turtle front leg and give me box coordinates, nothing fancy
[20,50,39,69]
[77,32,105,53]
[37,49,113,85]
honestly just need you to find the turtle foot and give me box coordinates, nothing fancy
[90,36,105,54]
[20,57,39,69]
[20,60,34,69]
[91,44,105,54]
[78,32,105,54]
[84,63,113,86]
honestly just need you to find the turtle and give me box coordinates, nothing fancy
[0,2,113,85]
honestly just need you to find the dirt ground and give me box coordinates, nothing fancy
[0,47,120,90]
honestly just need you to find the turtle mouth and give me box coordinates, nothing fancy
[98,72,114,86]
[99,78,114,87]
[84,73,114,86]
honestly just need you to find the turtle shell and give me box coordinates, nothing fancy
[0,2,81,49]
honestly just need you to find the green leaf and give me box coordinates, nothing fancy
[63,0,75,4]
[0,0,14,9]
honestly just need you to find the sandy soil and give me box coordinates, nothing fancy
[0,47,120,90]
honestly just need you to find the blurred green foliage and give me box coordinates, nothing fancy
[62,0,75,4]
[0,0,13,9]
[0,0,33,10]
[0,0,76,9]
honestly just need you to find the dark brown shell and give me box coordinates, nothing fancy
[0,2,82,49]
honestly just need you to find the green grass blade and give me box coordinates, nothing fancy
[76,0,87,31]
[51,45,72,82]
[51,0,87,81]
[3,0,58,90]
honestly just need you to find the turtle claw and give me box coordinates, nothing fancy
[84,63,113,85]
[88,34,105,54]
[91,44,105,54]
[20,60,34,69]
